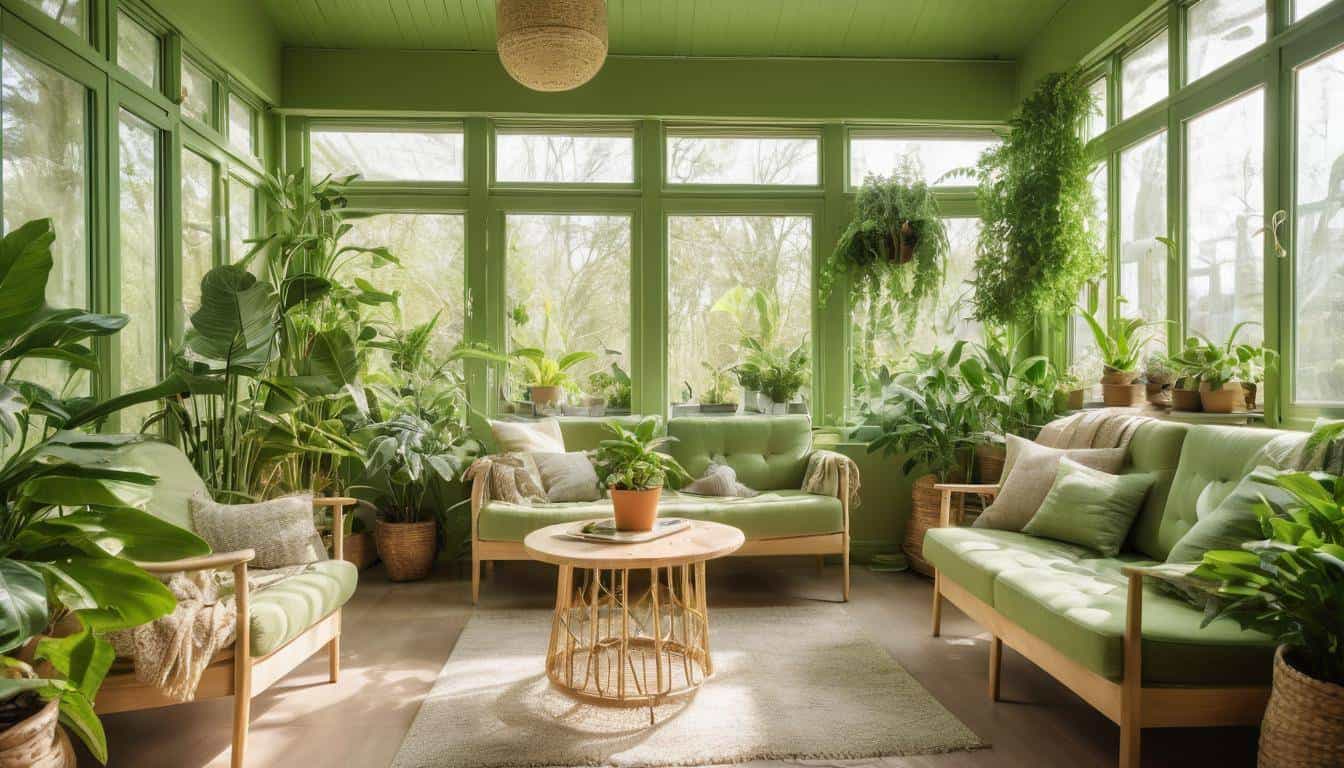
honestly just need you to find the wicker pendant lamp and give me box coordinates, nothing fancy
[496,0,608,92]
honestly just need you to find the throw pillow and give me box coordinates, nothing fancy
[973,434,1127,532]
[490,418,565,453]
[1022,458,1154,557]
[189,493,326,569]
[1165,466,1296,564]
[681,463,758,498]
[486,453,547,505]
[532,452,602,502]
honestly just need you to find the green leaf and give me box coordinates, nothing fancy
[34,623,113,700]
[26,507,209,562]
[186,265,280,369]
[34,556,176,632]
[0,218,55,337]
[279,273,333,311]
[47,683,107,764]
[0,558,50,654]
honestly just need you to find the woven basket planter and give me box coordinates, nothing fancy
[375,519,437,582]
[975,443,1006,484]
[1259,646,1344,768]
[905,474,944,577]
[0,698,74,768]
[497,0,607,92]
[342,531,379,571]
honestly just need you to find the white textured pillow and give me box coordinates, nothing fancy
[490,418,565,453]
[681,463,758,498]
[532,452,602,502]
[189,493,326,569]
[972,434,1126,532]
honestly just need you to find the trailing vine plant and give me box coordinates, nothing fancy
[961,70,1104,326]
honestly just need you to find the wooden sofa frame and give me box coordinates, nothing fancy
[96,496,356,768]
[470,472,850,603]
[929,483,1270,768]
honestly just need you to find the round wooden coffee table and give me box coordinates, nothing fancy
[524,519,744,712]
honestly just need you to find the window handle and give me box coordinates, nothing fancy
[1257,209,1288,259]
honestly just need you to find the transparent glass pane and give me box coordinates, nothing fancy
[1187,0,1267,83]
[849,137,997,187]
[1293,45,1344,403]
[1072,165,1110,397]
[505,215,630,403]
[1086,76,1108,141]
[666,136,818,185]
[228,178,254,264]
[1186,88,1264,346]
[1294,0,1332,22]
[1122,30,1169,119]
[228,95,255,156]
[3,45,89,391]
[117,12,159,89]
[1118,131,1168,351]
[668,215,811,406]
[118,111,159,428]
[181,150,215,320]
[341,214,467,367]
[20,0,83,36]
[310,129,464,182]
[181,58,213,125]
[496,133,634,183]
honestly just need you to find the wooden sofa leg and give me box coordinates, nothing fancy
[931,571,943,637]
[328,635,340,684]
[841,549,851,602]
[988,635,1002,701]
[1120,570,1144,768]
[472,554,481,605]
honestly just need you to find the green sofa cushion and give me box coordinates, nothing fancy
[667,415,812,492]
[557,416,658,452]
[477,489,841,542]
[991,554,1275,685]
[922,526,1097,604]
[245,560,358,657]
[1120,421,1189,561]
[1166,466,1297,564]
[1023,460,1154,557]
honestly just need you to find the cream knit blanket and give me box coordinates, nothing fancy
[1034,408,1153,452]
[802,450,862,509]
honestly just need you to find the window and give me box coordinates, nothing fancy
[181,149,215,319]
[1294,0,1332,22]
[3,45,89,388]
[1187,0,1267,83]
[1186,88,1264,346]
[342,214,467,363]
[667,135,818,185]
[228,95,255,157]
[118,111,159,427]
[1118,131,1168,349]
[117,12,159,89]
[1086,76,1108,141]
[667,215,811,406]
[310,128,464,182]
[1122,30,1169,118]
[1292,45,1344,403]
[228,178,254,264]
[1072,165,1110,396]
[849,136,996,187]
[181,58,213,125]
[20,0,83,36]
[505,215,631,398]
[496,132,634,184]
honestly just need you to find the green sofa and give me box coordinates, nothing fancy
[471,415,851,602]
[925,421,1287,768]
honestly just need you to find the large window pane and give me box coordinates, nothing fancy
[505,215,630,402]
[668,215,811,407]
[1119,131,1168,349]
[667,135,818,185]
[181,150,215,319]
[1186,88,1264,346]
[1293,45,1344,403]
[180,58,213,125]
[1294,0,1332,22]
[849,137,997,187]
[228,178,254,264]
[1187,0,1267,83]
[118,111,159,427]
[1072,164,1110,397]
[310,128,464,182]
[228,95,255,156]
[1086,76,1108,142]
[117,12,159,89]
[496,133,633,184]
[20,0,83,36]
[1122,30,1169,119]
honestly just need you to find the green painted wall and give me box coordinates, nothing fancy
[281,49,1019,122]
[1017,0,1161,96]
[150,0,282,103]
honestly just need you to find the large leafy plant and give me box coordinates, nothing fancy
[753,340,810,404]
[1169,322,1277,389]
[963,71,1104,326]
[960,327,1060,439]
[354,412,476,525]
[593,418,691,491]
[1076,304,1164,374]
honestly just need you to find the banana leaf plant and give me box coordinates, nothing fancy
[1075,302,1165,375]
[0,219,208,763]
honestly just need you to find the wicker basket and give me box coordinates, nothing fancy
[975,443,1006,484]
[342,531,378,571]
[1259,646,1344,768]
[375,520,437,582]
[904,474,944,577]
[0,698,74,768]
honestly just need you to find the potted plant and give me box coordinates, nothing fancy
[698,362,739,414]
[1076,304,1163,407]
[1055,370,1086,411]
[1234,341,1277,412]
[1169,324,1271,414]
[592,419,691,532]
[1186,470,1344,767]
[734,363,763,413]
[585,363,632,416]
[1143,351,1175,407]
[757,342,811,415]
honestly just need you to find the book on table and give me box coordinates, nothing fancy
[566,517,690,544]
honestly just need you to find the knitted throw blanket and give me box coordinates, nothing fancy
[802,450,862,509]
[1035,408,1154,452]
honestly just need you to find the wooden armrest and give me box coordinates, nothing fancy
[933,483,1001,495]
[135,549,255,574]
[313,496,357,508]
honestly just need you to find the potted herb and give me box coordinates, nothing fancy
[698,362,739,414]
[1055,369,1086,411]
[1186,470,1344,767]
[1143,351,1175,407]
[734,363,763,413]
[757,343,811,415]
[1234,341,1277,412]
[592,419,691,532]
[1169,323,1273,414]
[1076,304,1163,407]
[585,363,632,415]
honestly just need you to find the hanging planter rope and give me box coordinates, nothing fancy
[496,0,608,92]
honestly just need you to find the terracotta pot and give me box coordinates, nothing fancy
[1171,387,1203,412]
[1243,382,1258,412]
[529,385,564,411]
[1101,382,1143,407]
[610,487,661,532]
[375,519,437,582]
[0,698,74,768]
[1100,368,1139,386]
[1145,381,1172,407]
[975,443,1007,484]
[1199,381,1247,414]
[1258,646,1344,768]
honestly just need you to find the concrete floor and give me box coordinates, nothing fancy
[102,557,1259,768]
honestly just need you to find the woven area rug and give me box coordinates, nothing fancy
[392,606,983,768]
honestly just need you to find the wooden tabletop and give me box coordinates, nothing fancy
[523,519,745,570]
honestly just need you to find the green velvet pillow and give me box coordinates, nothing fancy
[1022,458,1154,557]
[1165,466,1296,564]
